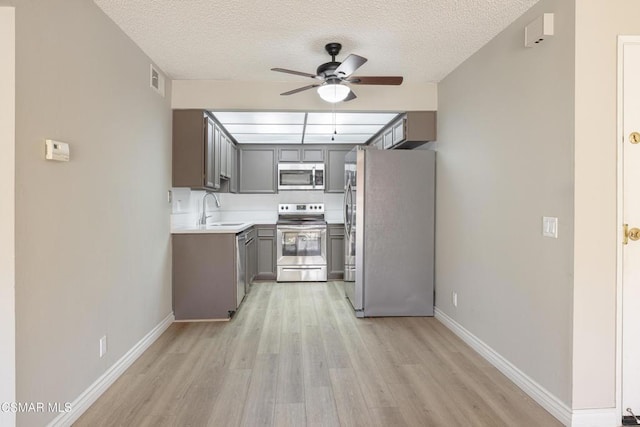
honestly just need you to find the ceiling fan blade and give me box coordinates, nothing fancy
[271,68,319,79]
[346,76,404,85]
[343,90,357,102]
[335,54,367,78]
[280,84,320,96]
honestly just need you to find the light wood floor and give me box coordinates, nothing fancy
[75,281,562,427]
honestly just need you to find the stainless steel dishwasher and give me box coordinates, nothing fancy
[236,231,247,308]
[245,228,256,294]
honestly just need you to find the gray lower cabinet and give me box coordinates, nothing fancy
[327,224,345,279]
[326,147,353,193]
[239,147,277,193]
[255,225,276,280]
[172,233,237,320]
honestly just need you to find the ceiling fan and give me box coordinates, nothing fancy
[271,42,403,103]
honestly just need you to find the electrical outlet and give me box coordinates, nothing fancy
[99,335,107,358]
[452,292,458,307]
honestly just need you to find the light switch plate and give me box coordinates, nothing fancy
[542,216,558,238]
[99,335,107,358]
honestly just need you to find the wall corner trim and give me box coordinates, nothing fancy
[46,313,175,427]
[434,307,572,426]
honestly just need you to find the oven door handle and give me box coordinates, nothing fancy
[278,225,327,232]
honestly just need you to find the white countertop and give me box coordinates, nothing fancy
[171,221,255,234]
[171,209,343,234]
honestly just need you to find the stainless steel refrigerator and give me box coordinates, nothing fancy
[343,146,435,317]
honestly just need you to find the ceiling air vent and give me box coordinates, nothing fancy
[150,64,165,97]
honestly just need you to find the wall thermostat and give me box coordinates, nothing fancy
[45,139,70,162]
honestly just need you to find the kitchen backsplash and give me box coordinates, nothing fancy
[171,188,344,227]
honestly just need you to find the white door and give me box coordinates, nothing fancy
[0,7,16,426]
[621,38,640,418]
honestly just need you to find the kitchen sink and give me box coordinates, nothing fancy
[207,222,244,227]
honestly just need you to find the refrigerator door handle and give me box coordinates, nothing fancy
[344,181,351,235]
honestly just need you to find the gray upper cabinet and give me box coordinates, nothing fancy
[368,111,437,150]
[205,117,218,189]
[211,123,221,189]
[242,144,352,193]
[239,146,277,193]
[229,144,238,193]
[302,148,324,162]
[326,146,353,193]
[382,128,394,150]
[399,111,436,148]
[371,136,383,150]
[278,148,301,162]
[172,110,221,190]
[225,135,233,180]
[220,131,229,179]
[278,147,325,162]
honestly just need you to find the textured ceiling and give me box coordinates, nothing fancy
[93,0,539,83]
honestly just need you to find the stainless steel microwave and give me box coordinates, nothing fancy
[277,163,325,191]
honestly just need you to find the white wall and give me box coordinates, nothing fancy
[573,0,640,410]
[171,189,345,226]
[0,7,15,427]
[1,0,173,425]
[436,0,575,408]
[172,79,438,111]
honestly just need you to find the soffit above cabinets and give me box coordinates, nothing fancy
[211,111,400,145]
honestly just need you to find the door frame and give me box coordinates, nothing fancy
[0,6,16,427]
[616,35,640,422]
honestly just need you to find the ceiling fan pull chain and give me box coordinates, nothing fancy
[331,105,336,141]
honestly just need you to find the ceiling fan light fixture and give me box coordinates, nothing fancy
[317,83,350,103]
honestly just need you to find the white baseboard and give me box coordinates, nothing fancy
[47,312,174,427]
[570,408,618,427]
[434,307,573,426]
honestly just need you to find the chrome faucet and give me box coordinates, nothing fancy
[199,192,221,226]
